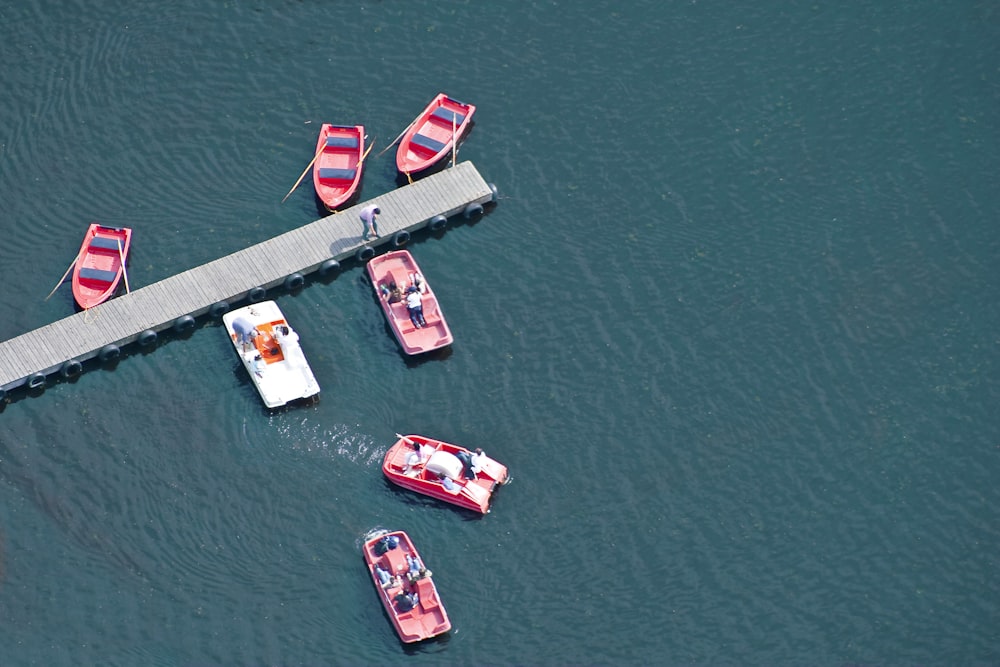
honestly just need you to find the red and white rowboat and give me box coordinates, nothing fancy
[312,123,366,211]
[71,223,132,310]
[395,93,475,177]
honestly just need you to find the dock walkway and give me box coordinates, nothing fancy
[0,161,495,397]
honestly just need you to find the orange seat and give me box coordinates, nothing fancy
[415,578,437,610]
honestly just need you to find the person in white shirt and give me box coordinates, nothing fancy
[405,287,426,328]
[470,448,487,474]
[274,324,298,346]
[251,354,266,378]
[401,436,435,475]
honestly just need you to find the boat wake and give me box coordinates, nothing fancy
[269,420,385,467]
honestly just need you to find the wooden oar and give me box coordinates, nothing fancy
[377,117,417,158]
[116,238,131,293]
[451,112,457,167]
[281,141,327,203]
[356,137,375,168]
[44,246,86,301]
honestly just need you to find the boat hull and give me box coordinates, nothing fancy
[395,93,475,176]
[366,250,453,355]
[71,223,132,310]
[312,124,365,211]
[362,529,451,643]
[221,300,320,408]
[382,434,509,514]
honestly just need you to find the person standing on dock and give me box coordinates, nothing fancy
[360,204,380,241]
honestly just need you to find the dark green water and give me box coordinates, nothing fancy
[0,1,997,665]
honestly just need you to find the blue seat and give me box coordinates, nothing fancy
[318,167,357,181]
[431,107,465,126]
[325,135,360,149]
[411,133,446,154]
[78,267,118,283]
[89,236,122,251]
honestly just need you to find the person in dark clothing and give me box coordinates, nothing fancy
[454,450,477,480]
[395,591,418,612]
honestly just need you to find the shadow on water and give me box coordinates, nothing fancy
[401,345,453,367]
[314,182,365,219]
[379,478,486,522]
[400,629,452,656]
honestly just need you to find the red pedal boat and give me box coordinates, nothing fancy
[366,250,453,355]
[71,223,132,310]
[312,124,366,212]
[395,93,475,177]
[383,434,510,514]
[362,529,451,643]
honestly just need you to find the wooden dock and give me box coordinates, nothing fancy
[0,161,495,398]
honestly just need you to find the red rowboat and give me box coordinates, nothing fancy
[395,93,475,177]
[383,434,510,514]
[366,250,453,355]
[312,124,366,211]
[362,529,451,643]
[71,223,132,310]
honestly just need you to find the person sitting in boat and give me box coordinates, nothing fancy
[404,441,435,476]
[274,324,305,364]
[375,565,392,587]
[252,354,266,378]
[274,324,298,346]
[373,534,397,556]
[404,448,422,474]
[405,287,427,329]
[454,450,477,480]
[406,554,431,581]
[438,472,458,492]
[395,590,419,612]
[470,448,487,473]
[381,280,403,304]
[410,272,426,294]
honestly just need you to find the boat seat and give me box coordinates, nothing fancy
[415,578,437,611]
[431,107,465,126]
[384,547,408,576]
[464,482,489,506]
[89,236,122,251]
[411,133,446,154]
[78,267,117,283]
[325,135,359,149]
[318,167,357,182]
[391,271,410,290]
